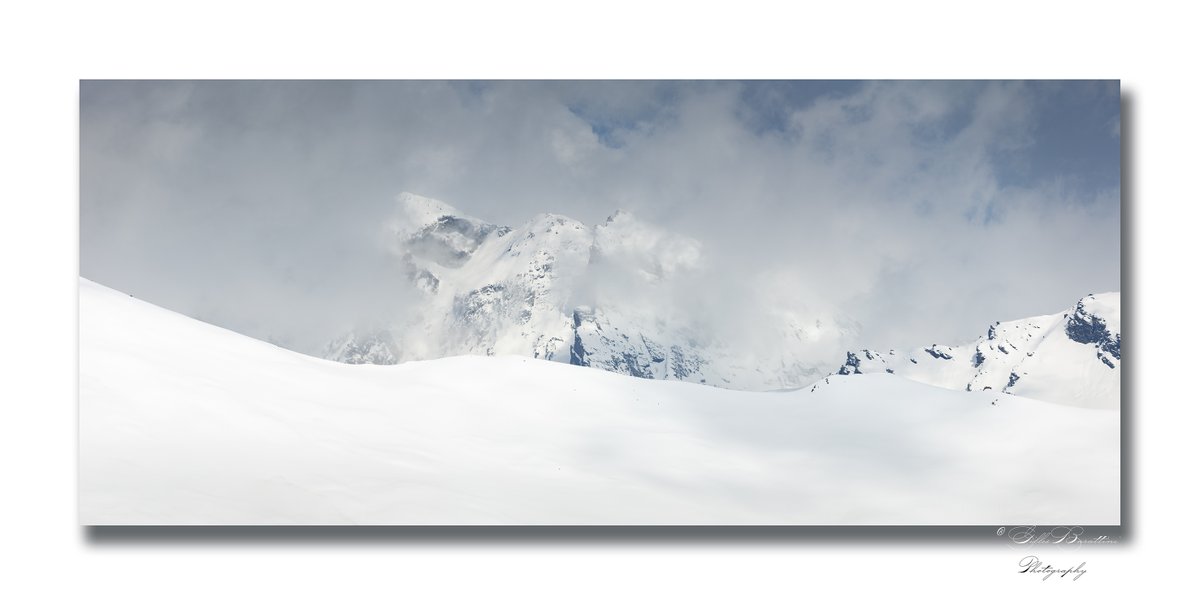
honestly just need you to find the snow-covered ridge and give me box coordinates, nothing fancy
[79,277,1119,524]
[835,293,1121,409]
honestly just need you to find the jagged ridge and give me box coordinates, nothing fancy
[834,293,1121,408]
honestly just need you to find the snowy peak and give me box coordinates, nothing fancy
[405,215,506,268]
[327,193,836,390]
[389,192,508,269]
[498,213,591,271]
[391,191,466,236]
[836,293,1121,408]
[339,195,603,366]
[334,194,1121,402]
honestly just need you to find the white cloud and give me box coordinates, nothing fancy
[80,81,1120,359]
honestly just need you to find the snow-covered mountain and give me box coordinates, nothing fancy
[326,193,1120,402]
[835,293,1121,409]
[325,193,845,389]
[80,277,1120,524]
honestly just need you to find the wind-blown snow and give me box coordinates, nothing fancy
[80,277,1119,525]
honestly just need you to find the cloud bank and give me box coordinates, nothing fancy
[80,80,1120,361]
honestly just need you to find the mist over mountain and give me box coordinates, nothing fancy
[324,193,1121,399]
[326,193,855,390]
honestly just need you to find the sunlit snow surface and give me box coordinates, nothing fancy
[80,278,1119,525]
[838,293,1121,409]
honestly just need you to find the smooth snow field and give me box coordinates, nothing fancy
[79,278,1119,525]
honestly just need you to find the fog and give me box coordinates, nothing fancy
[80,80,1120,360]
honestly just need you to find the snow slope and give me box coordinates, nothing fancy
[837,293,1121,409]
[80,277,1120,525]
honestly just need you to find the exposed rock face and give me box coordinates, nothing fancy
[1065,296,1122,367]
